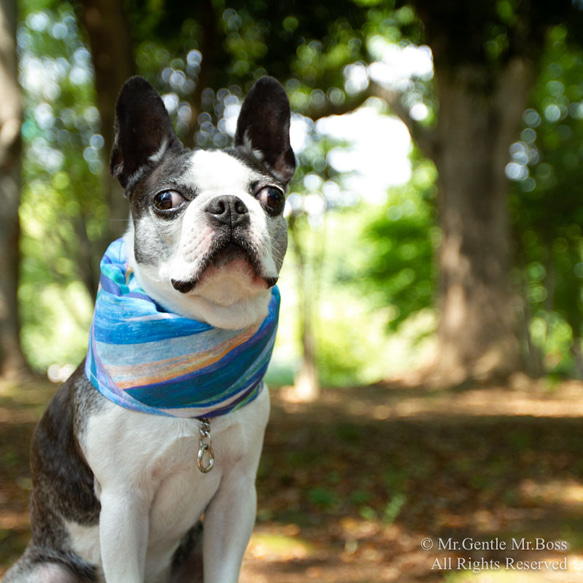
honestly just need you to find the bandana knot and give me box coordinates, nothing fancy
[85,238,280,418]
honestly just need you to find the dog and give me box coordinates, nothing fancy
[4,75,295,583]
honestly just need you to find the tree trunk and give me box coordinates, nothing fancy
[78,0,134,247]
[572,338,583,380]
[289,216,320,402]
[0,0,28,379]
[430,59,533,385]
[293,312,320,402]
[517,266,544,378]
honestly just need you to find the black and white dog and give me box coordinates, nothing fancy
[5,76,295,583]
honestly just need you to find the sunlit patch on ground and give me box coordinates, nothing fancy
[520,479,583,508]
[246,526,314,561]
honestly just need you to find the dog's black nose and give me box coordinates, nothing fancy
[205,195,249,228]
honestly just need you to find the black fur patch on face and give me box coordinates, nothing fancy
[128,150,198,266]
[129,151,197,219]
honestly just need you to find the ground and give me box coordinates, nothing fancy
[1,377,583,582]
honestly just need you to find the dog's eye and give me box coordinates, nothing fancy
[256,186,285,215]
[153,191,186,212]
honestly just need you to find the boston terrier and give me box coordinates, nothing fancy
[4,75,295,583]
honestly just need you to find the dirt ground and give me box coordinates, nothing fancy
[2,377,583,582]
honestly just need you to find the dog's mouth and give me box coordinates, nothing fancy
[171,238,277,294]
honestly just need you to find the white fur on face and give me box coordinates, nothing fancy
[128,150,285,330]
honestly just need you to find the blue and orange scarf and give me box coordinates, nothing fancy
[85,237,280,419]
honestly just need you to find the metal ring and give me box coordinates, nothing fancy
[197,442,215,473]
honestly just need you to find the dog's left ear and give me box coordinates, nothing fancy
[235,77,296,184]
[110,76,182,191]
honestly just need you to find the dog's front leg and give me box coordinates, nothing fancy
[99,489,150,583]
[202,472,257,583]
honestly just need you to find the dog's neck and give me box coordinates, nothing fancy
[124,225,272,330]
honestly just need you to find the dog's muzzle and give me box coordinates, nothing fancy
[170,195,278,293]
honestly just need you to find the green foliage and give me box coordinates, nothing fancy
[127,0,406,144]
[18,0,105,371]
[307,487,339,510]
[382,492,407,524]
[509,25,583,376]
[360,155,437,332]
[414,0,577,70]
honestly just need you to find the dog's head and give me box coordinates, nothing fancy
[110,76,295,329]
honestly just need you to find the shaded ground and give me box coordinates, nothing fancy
[1,378,583,582]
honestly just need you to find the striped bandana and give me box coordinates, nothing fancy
[85,237,280,419]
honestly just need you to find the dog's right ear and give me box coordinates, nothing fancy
[110,76,182,191]
[235,77,295,184]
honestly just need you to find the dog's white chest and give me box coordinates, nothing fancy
[82,405,243,514]
[145,429,220,542]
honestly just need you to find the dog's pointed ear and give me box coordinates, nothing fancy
[110,76,182,191]
[235,77,296,184]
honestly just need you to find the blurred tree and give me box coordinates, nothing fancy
[288,212,320,400]
[373,0,582,385]
[509,25,583,378]
[0,0,28,378]
[77,0,134,244]
[412,0,535,384]
[18,2,110,369]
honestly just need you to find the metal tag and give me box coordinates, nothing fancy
[197,418,215,473]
